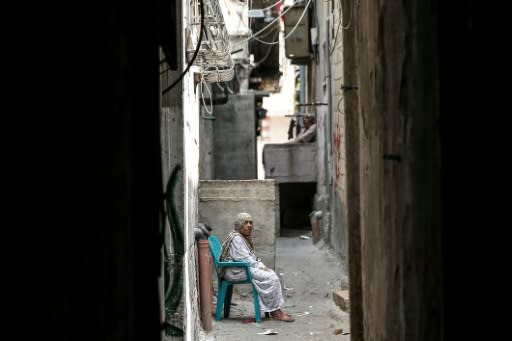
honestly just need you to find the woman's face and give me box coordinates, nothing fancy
[239,220,253,238]
[303,116,313,128]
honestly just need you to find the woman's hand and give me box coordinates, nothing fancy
[257,261,269,271]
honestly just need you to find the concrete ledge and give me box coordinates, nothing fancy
[333,289,350,312]
[263,143,317,182]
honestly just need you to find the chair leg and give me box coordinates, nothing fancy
[224,285,233,319]
[216,281,228,321]
[252,285,261,322]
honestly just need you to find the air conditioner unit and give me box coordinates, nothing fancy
[282,4,311,64]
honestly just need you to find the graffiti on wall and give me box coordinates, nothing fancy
[332,108,345,193]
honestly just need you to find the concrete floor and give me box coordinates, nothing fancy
[200,229,351,340]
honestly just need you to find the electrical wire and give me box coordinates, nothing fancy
[256,0,283,11]
[329,0,353,55]
[252,29,280,66]
[245,1,299,42]
[248,0,312,45]
[200,78,213,114]
[251,27,280,45]
[161,0,205,95]
[224,0,284,33]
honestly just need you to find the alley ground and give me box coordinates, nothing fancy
[200,229,351,340]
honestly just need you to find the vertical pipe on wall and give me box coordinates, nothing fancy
[197,240,213,331]
[300,65,306,132]
[325,17,334,242]
[326,19,333,181]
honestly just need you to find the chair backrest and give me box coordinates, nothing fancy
[208,234,253,283]
[208,235,222,269]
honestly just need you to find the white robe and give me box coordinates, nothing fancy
[223,235,284,312]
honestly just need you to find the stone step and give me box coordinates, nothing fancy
[333,289,350,312]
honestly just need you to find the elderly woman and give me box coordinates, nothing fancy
[287,114,316,143]
[220,212,294,322]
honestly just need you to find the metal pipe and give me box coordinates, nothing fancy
[310,210,323,244]
[299,65,306,135]
[300,65,306,115]
[325,17,334,243]
[297,102,328,106]
[326,19,333,187]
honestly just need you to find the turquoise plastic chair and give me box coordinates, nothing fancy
[208,235,261,322]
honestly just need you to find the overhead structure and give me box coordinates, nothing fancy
[187,0,235,83]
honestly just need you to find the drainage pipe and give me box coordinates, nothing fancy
[195,223,213,331]
[310,210,323,244]
[197,240,213,331]
[325,17,334,243]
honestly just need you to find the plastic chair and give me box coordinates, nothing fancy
[208,235,261,322]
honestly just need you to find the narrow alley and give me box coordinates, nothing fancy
[200,229,350,340]
[6,0,473,340]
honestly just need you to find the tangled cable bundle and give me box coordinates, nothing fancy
[188,0,234,83]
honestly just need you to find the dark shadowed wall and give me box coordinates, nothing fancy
[7,2,164,340]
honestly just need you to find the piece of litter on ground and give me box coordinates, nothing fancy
[309,332,314,336]
[284,287,294,291]
[279,272,285,276]
[296,311,310,316]
[257,329,278,335]
[299,235,310,240]
[334,328,343,335]
[342,332,350,335]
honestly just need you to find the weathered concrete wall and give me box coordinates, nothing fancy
[309,1,443,340]
[339,0,364,338]
[356,1,442,340]
[327,0,349,262]
[160,1,201,339]
[308,0,365,338]
[314,103,331,243]
[213,94,257,180]
[183,69,201,340]
[198,180,277,270]
[321,2,354,260]
[160,102,187,339]
[309,2,361,339]
[199,111,215,180]
[262,143,317,182]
